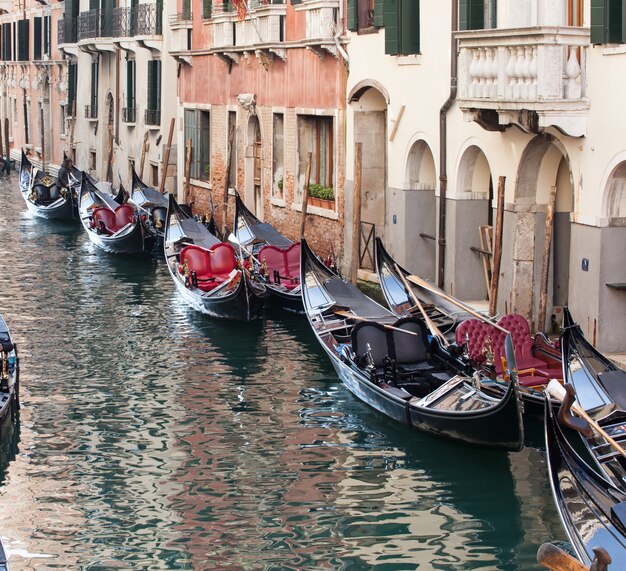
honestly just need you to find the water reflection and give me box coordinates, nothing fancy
[0,172,565,569]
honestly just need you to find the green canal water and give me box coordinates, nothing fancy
[0,173,566,569]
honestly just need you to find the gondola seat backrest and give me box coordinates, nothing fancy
[179,243,238,291]
[115,204,136,229]
[91,208,117,235]
[259,243,301,289]
[351,322,391,369]
[391,317,430,364]
[455,319,506,368]
[48,184,61,201]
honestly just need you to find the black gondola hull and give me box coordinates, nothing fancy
[19,151,78,220]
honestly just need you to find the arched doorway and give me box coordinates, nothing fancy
[513,136,573,331]
[245,115,262,217]
[404,139,437,281]
[350,84,387,269]
[452,145,493,300]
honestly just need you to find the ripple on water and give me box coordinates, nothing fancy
[0,173,566,569]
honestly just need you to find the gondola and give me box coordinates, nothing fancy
[545,394,626,567]
[19,150,79,220]
[79,175,152,254]
[233,192,302,312]
[0,313,19,429]
[130,169,168,246]
[560,307,626,489]
[300,238,524,450]
[375,237,473,339]
[164,195,268,320]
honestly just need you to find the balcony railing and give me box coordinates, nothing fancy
[303,1,339,42]
[85,105,98,120]
[113,7,129,38]
[132,4,163,36]
[456,27,590,136]
[58,18,78,45]
[122,107,136,123]
[145,109,161,126]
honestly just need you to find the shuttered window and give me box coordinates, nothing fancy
[347,0,357,30]
[459,0,484,30]
[1,23,11,61]
[68,63,77,115]
[147,60,161,112]
[384,0,419,55]
[591,0,626,44]
[34,17,42,60]
[184,109,211,180]
[44,16,50,57]
[203,0,212,19]
[17,19,29,61]
[91,59,99,115]
[349,0,383,31]
[126,60,136,110]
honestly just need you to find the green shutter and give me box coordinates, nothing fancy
[89,0,99,10]
[374,0,384,27]
[384,0,399,55]
[459,0,484,31]
[400,0,419,55]
[347,0,357,31]
[34,17,42,60]
[126,60,135,108]
[147,61,154,110]
[44,16,50,56]
[608,0,624,43]
[68,63,77,113]
[156,60,161,112]
[291,0,302,4]
[91,60,99,112]
[101,0,113,36]
[203,0,212,19]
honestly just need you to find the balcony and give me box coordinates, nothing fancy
[122,107,136,123]
[457,27,590,137]
[145,109,161,126]
[85,104,98,120]
[58,18,78,45]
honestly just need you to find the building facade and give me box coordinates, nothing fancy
[170,0,346,257]
[345,0,626,352]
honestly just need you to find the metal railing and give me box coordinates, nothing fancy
[145,109,161,126]
[85,105,98,119]
[132,4,163,36]
[58,18,78,44]
[113,7,129,38]
[78,9,99,40]
[122,107,136,123]
[359,221,376,270]
[81,5,162,40]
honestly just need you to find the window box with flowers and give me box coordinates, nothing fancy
[308,183,334,209]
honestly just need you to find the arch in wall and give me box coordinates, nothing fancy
[403,138,437,280]
[512,134,574,329]
[600,154,626,221]
[349,84,387,267]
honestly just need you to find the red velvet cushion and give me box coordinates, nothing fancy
[91,208,117,234]
[209,243,237,275]
[259,244,300,286]
[180,246,211,277]
[114,204,136,229]
[284,243,301,279]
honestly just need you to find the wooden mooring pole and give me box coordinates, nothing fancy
[139,131,149,179]
[350,142,363,285]
[222,124,235,236]
[489,176,505,316]
[538,185,558,332]
[184,137,192,204]
[159,118,175,194]
[4,118,10,172]
[299,152,312,240]
[40,107,45,173]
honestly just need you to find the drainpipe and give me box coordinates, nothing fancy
[437,0,458,289]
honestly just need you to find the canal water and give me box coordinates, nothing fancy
[0,172,566,569]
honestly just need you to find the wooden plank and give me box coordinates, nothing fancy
[159,118,175,194]
[184,137,192,204]
[299,152,312,240]
[40,107,45,173]
[479,225,493,301]
[489,176,505,316]
[139,131,149,179]
[4,118,10,172]
[350,142,363,285]
[538,186,558,332]
[222,123,235,236]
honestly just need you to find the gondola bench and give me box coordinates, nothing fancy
[178,243,238,291]
[90,204,136,235]
[455,313,562,387]
[258,244,300,290]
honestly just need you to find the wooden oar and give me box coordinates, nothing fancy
[406,274,509,335]
[228,232,263,266]
[334,310,418,337]
[394,263,449,346]
[547,379,626,461]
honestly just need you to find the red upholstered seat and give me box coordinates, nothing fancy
[90,208,117,235]
[179,243,238,291]
[91,205,137,235]
[259,243,301,290]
